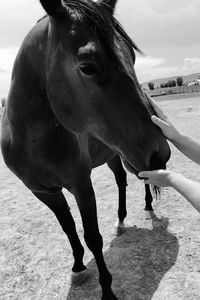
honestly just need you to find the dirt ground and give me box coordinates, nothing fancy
[1,93,200,300]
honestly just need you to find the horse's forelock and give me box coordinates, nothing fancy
[52,0,142,80]
[62,0,142,56]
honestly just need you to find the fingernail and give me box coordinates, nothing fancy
[151,115,158,121]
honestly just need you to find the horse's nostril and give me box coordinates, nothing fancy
[150,151,166,170]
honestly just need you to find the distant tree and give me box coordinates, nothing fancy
[148,82,155,90]
[164,82,169,88]
[166,80,175,87]
[168,80,173,87]
[160,83,165,88]
[176,76,183,86]
[170,80,176,87]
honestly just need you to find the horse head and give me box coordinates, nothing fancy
[40,0,171,174]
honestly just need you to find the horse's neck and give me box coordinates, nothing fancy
[6,17,114,167]
[7,18,54,134]
[88,135,114,167]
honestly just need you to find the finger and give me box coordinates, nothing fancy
[153,106,168,120]
[138,171,151,178]
[147,97,163,114]
[147,95,157,107]
[139,170,162,177]
[151,115,169,129]
[148,97,167,119]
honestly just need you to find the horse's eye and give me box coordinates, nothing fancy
[79,64,98,77]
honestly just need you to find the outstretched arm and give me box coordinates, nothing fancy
[138,170,200,213]
[170,133,200,165]
[148,96,200,164]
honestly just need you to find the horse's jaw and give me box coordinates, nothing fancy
[121,159,139,177]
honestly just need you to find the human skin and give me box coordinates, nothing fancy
[138,96,200,213]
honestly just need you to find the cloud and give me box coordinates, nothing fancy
[114,0,200,83]
[135,55,200,82]
[136,56,165,69]
[182,58,200,73]
[0,47,19,97]
[0,47,19,73]
[116,0,200,49]
[0,67,6,73]
[0,0,44,48]
[0,1,200,95]
[135,55,178,82]
[0,72,11,98]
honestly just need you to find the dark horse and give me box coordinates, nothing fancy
[0,0,171,299]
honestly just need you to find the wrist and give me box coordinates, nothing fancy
[167,171,185,187]
[169,129,184,144]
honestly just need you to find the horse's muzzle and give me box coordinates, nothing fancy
[149,151,167,171]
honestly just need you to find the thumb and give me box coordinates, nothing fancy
[138,171,151,178]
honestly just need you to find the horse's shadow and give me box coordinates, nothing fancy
[67,216,179,300]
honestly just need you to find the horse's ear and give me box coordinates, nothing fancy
[40,0,66,18]
[97,0,117,13]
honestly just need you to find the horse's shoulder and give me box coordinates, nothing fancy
[1,110,26,179]
[1,116,78,192]
[1,110,12,164]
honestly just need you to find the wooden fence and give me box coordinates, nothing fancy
[147,84,200,97]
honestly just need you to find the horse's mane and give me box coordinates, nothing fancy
[63,0,142,51]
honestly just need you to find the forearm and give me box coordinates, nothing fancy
[169,173,200,213]
[148,98,200,164]
[171,132,200,164]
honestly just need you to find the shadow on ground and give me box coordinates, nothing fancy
[67,217,179,300]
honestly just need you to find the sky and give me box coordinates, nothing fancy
[0,0,200,97]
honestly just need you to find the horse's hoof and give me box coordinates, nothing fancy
[145,210,156,220]
[114,220,125,228]
[71,269,89,287]
[114,221,126,236]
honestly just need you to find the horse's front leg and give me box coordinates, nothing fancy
[73,175,118,300]
[107,155,127,232]
[144,184,155,219]
[32,191,86,274]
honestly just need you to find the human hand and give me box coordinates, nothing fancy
[138,169,176,187]
[147,96,180,142]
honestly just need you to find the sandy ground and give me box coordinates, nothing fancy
[1,93,200,300]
